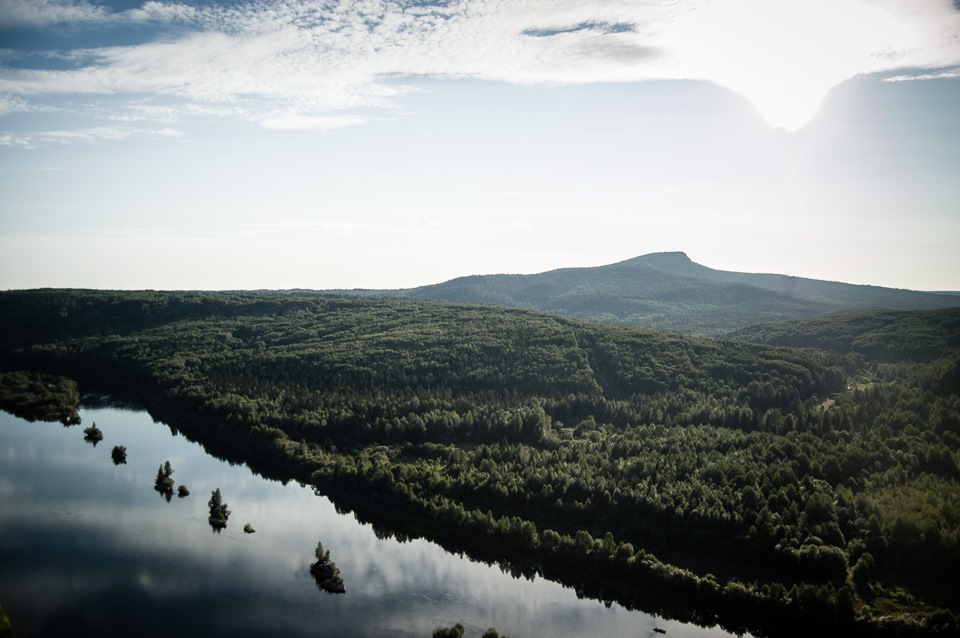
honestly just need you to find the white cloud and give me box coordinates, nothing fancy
[33,127,123,143]
[3,125,184,146]
[0,133,33,147]
[0,94,30,116]
[885,67,960,82]
[107,101,251,123]
[126,1,201,25]
[33,127,137,143]
[0,0,109,27]
[150,126,184,137]
[1,0,959,134]
[0,0,207,27]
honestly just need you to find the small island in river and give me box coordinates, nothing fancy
[310,541,345,594]
[208,488,230,530]
[83,423,103,445]
[154,460,175,499]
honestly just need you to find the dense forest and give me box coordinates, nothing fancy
[1,289,958,637]
[731,307,960,364]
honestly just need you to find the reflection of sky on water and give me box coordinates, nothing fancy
[0,408,742,638]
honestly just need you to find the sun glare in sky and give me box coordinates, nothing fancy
[664,0,920,131]
[0,0,958,291]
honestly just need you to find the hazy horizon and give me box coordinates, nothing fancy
[3,248,959,295]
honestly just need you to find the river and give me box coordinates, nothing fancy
[0,406,744,638]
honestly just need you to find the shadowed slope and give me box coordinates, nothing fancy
[366,252,959,334]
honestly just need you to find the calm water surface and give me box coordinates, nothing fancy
[0,407,744,638]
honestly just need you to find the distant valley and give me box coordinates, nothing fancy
[333,251,960,335]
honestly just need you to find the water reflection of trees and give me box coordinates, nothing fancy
[59,411,761,633]
[111,445,127,465]
[145,412,719,628]
[313,484,735,631]
[98,397,737,633]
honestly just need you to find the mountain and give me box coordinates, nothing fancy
[353,252,960,335]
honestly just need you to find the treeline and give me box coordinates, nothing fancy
[0,289,958,636]
[730,307,960,364]
[0,370,80,423]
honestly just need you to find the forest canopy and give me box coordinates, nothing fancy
[0,289,957,637]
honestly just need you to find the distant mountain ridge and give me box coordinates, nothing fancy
[344,251,960,335]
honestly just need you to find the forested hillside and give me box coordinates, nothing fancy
[347,252,960,334]
[1,289,958,637]
[731,307,960,364]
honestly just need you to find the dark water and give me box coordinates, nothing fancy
[0,407,742,638]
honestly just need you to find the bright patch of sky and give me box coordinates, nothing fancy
[1,0,958,291]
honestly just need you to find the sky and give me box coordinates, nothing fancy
[1,0,959,292]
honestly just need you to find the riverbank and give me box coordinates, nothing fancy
[50,378,950,638]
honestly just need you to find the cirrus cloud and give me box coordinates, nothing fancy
[0,0,958,137]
